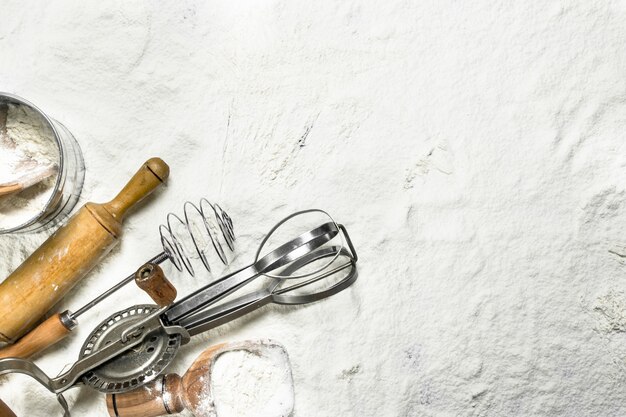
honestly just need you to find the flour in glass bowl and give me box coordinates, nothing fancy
[0,103,59,230]
[197,342,294,417]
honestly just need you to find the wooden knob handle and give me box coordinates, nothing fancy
[0,398,16,417]
[106,374,184,417]
[0,313,72,359]
[134,263,177,306]
[101,157,169,221]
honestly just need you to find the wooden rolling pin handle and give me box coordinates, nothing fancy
[0,313,74,359]
[134,263,177,306]
[0,398,16,417]
[102,157,170,221]
[106,374,184,417]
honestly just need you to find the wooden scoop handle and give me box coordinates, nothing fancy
[0,398,16,417]
[0,314,72,359]
[107,342,229,417]
[106,374,184,417]
[0,183,22,198]
[101,157,170,222]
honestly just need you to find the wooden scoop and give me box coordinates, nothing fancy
[0,399,16,417]
[0,164,57,198]
[0,184,21,198]
[106,340,293,417]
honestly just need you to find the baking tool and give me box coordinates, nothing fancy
[0,93,85,234]
[0,264,175,360]
[0,399,16,417]
[0,209,358,417]
[0,164,58,198]
[0,158,169,343]
[106,339,293,417]
[134,263,177,307]
[0,199,234,359]
[0,101,56,198]
[0,102,56,197]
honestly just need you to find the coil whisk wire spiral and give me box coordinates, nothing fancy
[159,198,235,277]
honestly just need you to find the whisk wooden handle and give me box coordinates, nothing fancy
[106,374,184,417]
[0,314,71,359]
[134,263,177,307]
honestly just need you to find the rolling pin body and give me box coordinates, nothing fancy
[0,158,169,343]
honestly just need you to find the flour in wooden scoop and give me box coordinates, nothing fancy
[197,342,294,417]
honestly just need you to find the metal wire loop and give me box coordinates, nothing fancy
[159,199,235,277]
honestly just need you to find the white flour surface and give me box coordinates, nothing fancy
[1,1,626,416]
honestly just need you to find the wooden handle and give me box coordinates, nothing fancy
[106,343,227,417]
[101,157,169,222]
[106,341,291,417]
[0,183,22,197]
[106,374,184,417]
[0,314,72,359]
[0,398,16,417]
[134,263,177,307]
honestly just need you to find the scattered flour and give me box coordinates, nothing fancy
[0,103,59,230]
[1,2,626,416]
[204,343,294,417]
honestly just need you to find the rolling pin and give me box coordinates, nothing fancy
[106,342,227,417]
[0,158,170,343]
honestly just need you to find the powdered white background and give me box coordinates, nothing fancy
[1,1,626,416]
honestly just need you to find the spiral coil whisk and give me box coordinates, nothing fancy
[69,198,235,320]
[159,198,235,277]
